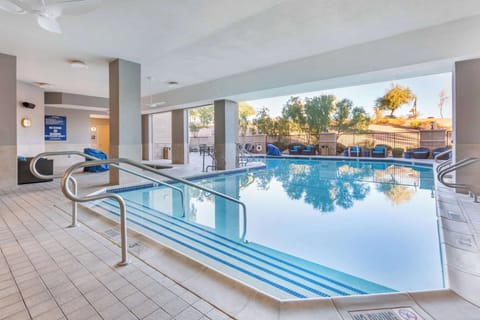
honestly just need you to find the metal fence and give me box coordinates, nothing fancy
[185,130,453,157]
[337,131,420,150]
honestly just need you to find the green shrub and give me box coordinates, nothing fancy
[392,147,404,157]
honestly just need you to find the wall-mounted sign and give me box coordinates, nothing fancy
[45,115,67,141]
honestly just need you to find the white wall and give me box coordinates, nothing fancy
[17,81,45,157]
[44,107,91,168]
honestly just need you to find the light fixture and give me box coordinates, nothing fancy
[33,82,53,88]
[90,126,97,132]
[167,81,179,88]
[21,118,31,128]
[69,59,88,69]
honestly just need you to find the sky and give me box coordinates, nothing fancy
[245,72,452,119]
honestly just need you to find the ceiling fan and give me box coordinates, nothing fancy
[0,0,102,34]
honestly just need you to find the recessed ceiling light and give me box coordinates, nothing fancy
[69,59,88,69]
[33,82,53,88]
[167,81,179,87]
[148,101,166,108]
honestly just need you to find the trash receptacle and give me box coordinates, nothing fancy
[320,145,329,155]
[163,147,169,159]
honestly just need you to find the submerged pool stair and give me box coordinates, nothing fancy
[92,197,393,300]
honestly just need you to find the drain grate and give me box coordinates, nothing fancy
[349,307,425,320]
[104,228,120,238]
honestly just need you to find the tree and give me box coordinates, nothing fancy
[375,84,415,117]
[350,107,370,132]
[253,107,274,135]
[332,98,353,136]
[282,96,306,133]
[189,105,214,128]
[332,99,370,136]
[304,95,336,134]
[238,102,256,136]
[189,122,201,137]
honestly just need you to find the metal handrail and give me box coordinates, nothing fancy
[434,149,452,163]
[29,151,186,225]
[62,158,247,265]
[436,159,452,173]
[63,158,248,241]
[437,157,480,190]
[61,171,129,266]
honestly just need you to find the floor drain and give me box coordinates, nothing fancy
[349,307,425,320]
[104,229,120,238]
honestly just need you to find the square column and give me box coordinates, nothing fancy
[214,99,238,170]
[0,53,17,188]
[141,114,152,161]
[109,59,141,185]
[171,109,188,164]
[453,59,480,191]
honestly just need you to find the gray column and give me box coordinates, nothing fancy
[214,99,238,170]
[171,109,188,164]
[0,53,17,188]
[141,114,152,161]
[453,59,480,191]
[109,59,141,185]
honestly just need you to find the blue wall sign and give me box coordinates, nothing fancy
[45,115,67,141]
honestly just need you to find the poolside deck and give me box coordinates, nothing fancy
[1,154,479,319]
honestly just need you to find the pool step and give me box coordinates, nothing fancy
[92,198,393,299]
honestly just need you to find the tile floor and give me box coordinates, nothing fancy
[0,182,233,320]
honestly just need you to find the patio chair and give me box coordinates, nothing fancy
[348,146,362,157]
[432,147,451,160]
[371,145,387,158]
[289,145,302,155]
[411,147,430,159]
[301,145,316,155]
[267,144,282,156]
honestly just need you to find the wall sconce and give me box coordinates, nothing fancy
[21,118,31,128]
[90,126,97,132]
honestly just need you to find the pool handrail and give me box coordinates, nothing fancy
[434,149,452,164]
[61,157,248,242]
[29,151,186,226]
[437,157,480,202]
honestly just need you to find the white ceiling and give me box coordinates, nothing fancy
[1,0,480,104]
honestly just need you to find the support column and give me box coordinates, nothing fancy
[171,109,188,164]
[109,59,141,185]
[453,59,480,191]
[141,114,152,161]
[214,99,238,170]
[0,53,17,188]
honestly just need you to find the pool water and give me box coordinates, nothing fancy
[101,158,443,298]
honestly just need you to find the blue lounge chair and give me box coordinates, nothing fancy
[267,144,282,156]
[83,148,109,172]
[302,145,316,155]
[432,147,451,160]
[289,145,302,155]
[411,147,430,159]
[371,145,387,158]
[348,146,362,157]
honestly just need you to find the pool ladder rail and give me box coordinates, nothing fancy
[29,151,248,266]
[435,149,480,202]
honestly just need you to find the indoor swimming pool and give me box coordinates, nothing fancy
[91,158,444,300]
